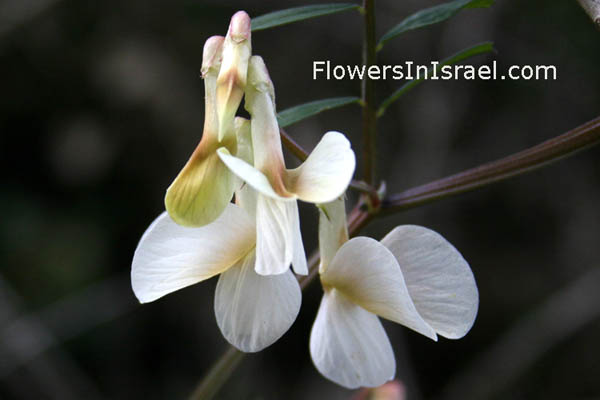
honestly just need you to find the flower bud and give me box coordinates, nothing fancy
[216,11,252,142]
[243,56,288,196]
[229,10,252,43]
[246,55,275,107]
[201,35,224,78]
[164,35,236,227]
[201,36,224,140]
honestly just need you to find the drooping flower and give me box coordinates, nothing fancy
[218,56,356,276]
[310,198,479,389]
[164,11,251,227]
[132,118,301,353]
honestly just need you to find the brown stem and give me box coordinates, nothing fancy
[381,116,600,214]
[280,128,309,161]
[361,0,377,185]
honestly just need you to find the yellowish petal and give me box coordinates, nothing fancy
[164,35,236,227]
[165,137,237,227]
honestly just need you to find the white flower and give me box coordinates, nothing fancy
[218,56,356,276]
[131,119,301,353]
[165,11,251,227]
[310,198,479,389]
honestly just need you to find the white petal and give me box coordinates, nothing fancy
[287,131,356,204]
[318,197,349,273]
[233,117,253,164]
[322,237,437,340]
[291,200,308,275]
[255,194,307,275]
[217,148,295,201]
[310,289,395,389]
[231,117,256,216]
[235,183,258,219]
[381,226,478,339]
[131,204,255,303]
[215,251,301,352]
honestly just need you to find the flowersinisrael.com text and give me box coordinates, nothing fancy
[312,60,558,81]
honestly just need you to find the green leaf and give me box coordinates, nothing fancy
[251,3,360,31]
[377,42,494,117]
[277,97,361,128]
[378,0,494,50]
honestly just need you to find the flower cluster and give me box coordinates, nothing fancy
[130,11,479,389]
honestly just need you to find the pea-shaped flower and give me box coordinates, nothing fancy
[132,119,301,353]
[218,56,356,276]
[310,198,479,388]
[165,11,251,227]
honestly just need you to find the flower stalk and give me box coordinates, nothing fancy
[381,115,600,214]
[188,346,244,400]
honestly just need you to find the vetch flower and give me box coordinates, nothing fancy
[218,56,356,276]
[310,198,479,389]
[164,11,251,228]
[132,119,301,353]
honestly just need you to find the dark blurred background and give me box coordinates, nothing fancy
[1,0,600,399]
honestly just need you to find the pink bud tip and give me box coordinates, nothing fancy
[201,36,224,76]
[229,11,251,43]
